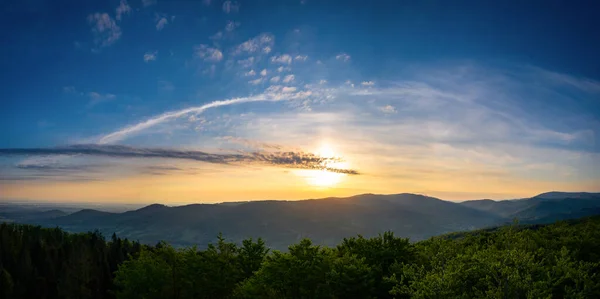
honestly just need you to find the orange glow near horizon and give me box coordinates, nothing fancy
[297,143,348,188]
[1,141,598,205]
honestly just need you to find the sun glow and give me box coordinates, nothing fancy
[300,143,348,188]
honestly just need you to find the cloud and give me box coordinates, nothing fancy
[155,14,169,30]
[277,66,291,72]
[225,20,240,32]
[195,45,223,62]
[233,33,274,55]
[115,0,131,21]
[248,78,264,85]
[142,0,157,7]
[15,157,101,173]
[95,88,314,144]
[144,50,158,62]
[294,55,308,61]
[31,63,597,195]
[379,105,396,114]
[88,92,116,107]
[270,76,280,83]
[222,1,240,13]
[156,18,168,30]
[237,57,255,68]
[535,67,600,94]
[271,54,292,64]
[0,144,359,175]
[63,86,76,93]
[210,31,223,40]
[260,69,267,76]
[244,70,257,76]
[282,74,295,83]
[361,81,375,86]
[218,136,282,150]
[336,53,351,62]
[319,80,327,85]
[87,13,121,48]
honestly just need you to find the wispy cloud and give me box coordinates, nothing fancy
[282,74,295,83]
[379,105,396,114]
[270,76,280,83]
[361,81,375,86]
[271,54,292,64]
[144,50,158,62]
[336,53,351,62]
[63,86,76,93]
[115,0,131,21]
[225,20,240,32]
[88,92,116,107]
[95,88,314,144]
[0,144,359,175]
[218,136,282,150]
[194,45,223,62]
[294,55,308,62]
[155,14,169,31]
[248,78,264,85]
[535,67,600,94]
[233,33,274,55]
[87,13,121,48]
[277,66,291,72]
[222,1,240,13]
[260,69,267,76]
[237,57,255,68]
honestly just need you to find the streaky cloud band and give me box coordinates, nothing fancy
[0,144,359,175]
[97,89,313,144]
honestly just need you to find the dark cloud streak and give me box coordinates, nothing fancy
[0,144,360,175]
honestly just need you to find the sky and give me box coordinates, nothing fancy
[1,0,599,204]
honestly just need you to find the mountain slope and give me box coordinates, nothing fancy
[460,192,600,222]
[35,193,499,249]
[29,192,600,250]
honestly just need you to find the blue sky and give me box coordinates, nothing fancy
[0,0,599,203]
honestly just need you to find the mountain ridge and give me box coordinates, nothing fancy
[20,191,597,250]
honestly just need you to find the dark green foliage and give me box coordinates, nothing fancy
[0,223,142,299]
[2,215,600,299]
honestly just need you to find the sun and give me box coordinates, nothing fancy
[300,143,348,188]
[306,169,344,187]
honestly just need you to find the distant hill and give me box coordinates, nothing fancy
[0,207,68,223]
[12,191,600,250]
[31,193,499,250]
[460,192,600,223]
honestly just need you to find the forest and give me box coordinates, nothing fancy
[1,216,599,299]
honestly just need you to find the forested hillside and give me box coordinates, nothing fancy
[8,192,596,251]
[2,216,600,299]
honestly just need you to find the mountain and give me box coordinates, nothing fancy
[0,207,68,223]
[18,191,600,250]
[460,192,600,223]
[532,191,600,200]
[32,193,499,250]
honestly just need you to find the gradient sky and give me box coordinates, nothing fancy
[1,0,599,204]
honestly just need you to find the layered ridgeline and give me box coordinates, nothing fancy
[3,192,600,250]
[2,215,599,298]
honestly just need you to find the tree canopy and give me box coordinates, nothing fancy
[1,216,599,299]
